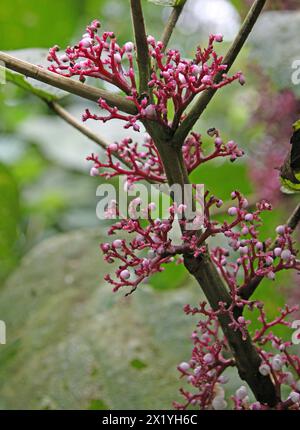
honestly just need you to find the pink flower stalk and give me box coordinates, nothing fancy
[87,135,166,186]
[87,129,244,186]
[101,190,300,296]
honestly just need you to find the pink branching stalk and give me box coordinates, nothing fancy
[87,130,244,186]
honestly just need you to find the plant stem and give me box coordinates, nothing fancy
[130,0,151,94]
[161,1,187,52]
[173,0,267,145]
[0,51,137,115]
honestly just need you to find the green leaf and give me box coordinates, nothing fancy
[148,0,186,6]
[0,163,20,283]
[2,49,68,102]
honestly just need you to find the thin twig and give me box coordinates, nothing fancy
[173,0,267,145]
[239,202,300,300]
[0,51,137,115]
[161,1,187,52]
[48,101,109,150]
[130,0,151,94]
[48,101,133,170]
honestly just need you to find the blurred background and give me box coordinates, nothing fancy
[0,0,299,410]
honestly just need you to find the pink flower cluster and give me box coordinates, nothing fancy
[88,130,244,186]
[88,135,166,187]
[147,34,244,129]
[48,21,243,131]
[48,20,136,93]
[210,196,300,290]
[100,204,180,295]
[175,301,300,410]
[174,309,234,410]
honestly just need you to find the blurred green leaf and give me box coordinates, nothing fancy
[249,11,300,97]
[0,0,84,50]
[3,49,68,102]
[0,163,20,282]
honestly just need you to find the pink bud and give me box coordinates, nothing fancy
[241,227,249,236]
[124,42,134,52]
[178,362,190,372]
[259,363,271,376]
[113,239,123,249]
[239,73,246,85]
[201,75,212,85]
[80,37,93,48]
[244,213,253,222]
[267,271,275,280]
[228,207,238,216]
[239,246,248,256]
[60,54,69,63]
[256,242,263,251]
[289,392,300,404]
[120,269,130,280]
[147,35,155,45]
[191,64,201,76]
[236,386,247,400]
[203,353,214,364]
[178,73,186,84]
[215,137,223,148]
[90,167,99,177]
[214,34,223,42]
[238,316,245,324]
[274,247,282,257]
[108,143,118,152]
[241,198,248,208]
[113,53,122,64]
[281,249,292,261]
[276,225,285,235]
[265,256,274,266]
[101,243,110,253]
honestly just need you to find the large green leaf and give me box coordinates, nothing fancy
[2,49,68,102]
[0,228,211,409]
[0,163,20,283]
